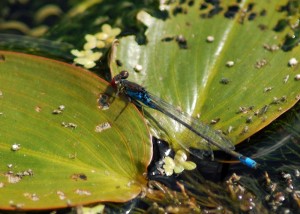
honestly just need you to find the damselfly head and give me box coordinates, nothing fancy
[111,70,129,87]
[119,70,129,79]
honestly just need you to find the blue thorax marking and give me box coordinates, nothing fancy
[121,80,156,109]
[125,89,156,108]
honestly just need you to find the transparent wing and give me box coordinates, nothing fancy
[146,92,235,153]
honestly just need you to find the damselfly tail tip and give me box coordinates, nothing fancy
[239,156,258,169]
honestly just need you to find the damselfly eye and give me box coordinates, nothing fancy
[120,70,129,79]
[111,70,129,87]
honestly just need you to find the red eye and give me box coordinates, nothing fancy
[119,70,129,79]
[111,70,129,87]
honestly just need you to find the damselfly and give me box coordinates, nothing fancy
[111,71,257,169]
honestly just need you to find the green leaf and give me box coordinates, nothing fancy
[0,51,151,210]
[110,1,300,151]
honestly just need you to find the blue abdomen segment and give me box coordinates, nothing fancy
[239,156,257,169]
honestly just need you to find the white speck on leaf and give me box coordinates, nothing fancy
[24,193,39,201]
[264,87,273,92]
[284,75,289,83]
[289,58,298,67]
[206,35,214,42]
[295,74,300,81]
[95,122,111,133]
[57,191,66,200]
[134,64,143,72]
[11,144,21,151]
[75,189,91,196]
[58,105,65,111]
[226,61,234,67]
[62,122,77,129]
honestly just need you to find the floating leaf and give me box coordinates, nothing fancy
[110,1,300,152]
[0,51,151,210]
